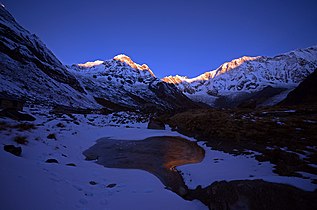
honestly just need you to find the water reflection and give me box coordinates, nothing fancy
[83,136,205,195]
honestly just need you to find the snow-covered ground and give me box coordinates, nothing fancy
[179,145,317,191]
[1,106,316,210]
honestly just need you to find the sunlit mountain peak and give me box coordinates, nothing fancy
[164,56,261,85]
[217,56,260,74]
[162,75,190,84]
[77,60,104,68]
[114,54,155,77]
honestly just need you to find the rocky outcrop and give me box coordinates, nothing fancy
[3,145,22,156]
[0,93,25,111]
[186,180,317,210]
[280,68,317,106]
[0,109,36,121]
[147,117,165,130]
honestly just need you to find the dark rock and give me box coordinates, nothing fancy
[0,94,25,111]
[89,181,97,185]
[45,158,58,163]
[13,123,35,131]
[147,117,165,130]
[14,136,28,145]
[0,109,35,121]
[47,133,56,140]
[3,145,22,156]
[66,163,76,167]
[186,180,317,210]
[56,122,65,128]
[280,68,317,106]
[84,152,98,160]
[106,183,116,188]
[94,97,130,112]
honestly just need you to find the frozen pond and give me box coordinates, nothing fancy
[83,136,205,195]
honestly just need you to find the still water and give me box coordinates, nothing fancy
[83,136,205,195]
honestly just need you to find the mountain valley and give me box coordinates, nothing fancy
[1,5,317,210]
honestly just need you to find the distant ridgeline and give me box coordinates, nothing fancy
[1,5,317,112]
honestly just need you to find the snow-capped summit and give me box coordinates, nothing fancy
[67,54,198,112]
[163,75,191,84]
[163,46,317,107]
[69,55,156,83]
[163,56,260,85]
[70,54,155,79]
[113,54,155,77]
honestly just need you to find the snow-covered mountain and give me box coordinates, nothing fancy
[163,47,317,107]
[67,55,198,112]
[0,6,198,112]
[2,5,316,111]
[0,6,99,108]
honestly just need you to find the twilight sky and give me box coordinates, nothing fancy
[3,0,317,78]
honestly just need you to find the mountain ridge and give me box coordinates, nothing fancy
[67,54,200,112]
[1,5,317,111]
[163,46,317,107]
[0,5,97,108]
[0,6,199,113]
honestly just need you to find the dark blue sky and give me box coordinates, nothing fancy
[3,0,317,78]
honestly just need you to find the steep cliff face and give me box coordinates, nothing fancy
[163,46,317,107]
[0,6,97,108]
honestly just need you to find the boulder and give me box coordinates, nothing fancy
[45,159,59,163]
[147,117,165,130]
[3,145,22,156]
[106,183,117,188]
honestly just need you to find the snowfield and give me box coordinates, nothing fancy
[1,106,316,210]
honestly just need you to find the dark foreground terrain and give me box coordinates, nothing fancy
[168,105,317,179]
[187,179,317,210]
